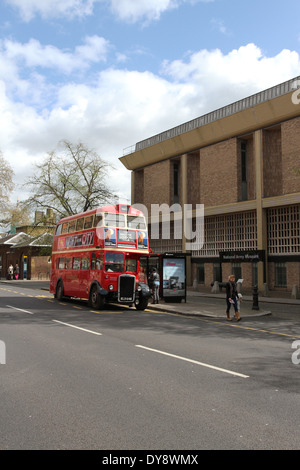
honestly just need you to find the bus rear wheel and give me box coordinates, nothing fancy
[90,285,105,310]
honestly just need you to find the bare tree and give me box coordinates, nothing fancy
[24,140,117,218]
[0,151,15,226]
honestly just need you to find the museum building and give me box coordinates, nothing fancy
[120,77,300,294]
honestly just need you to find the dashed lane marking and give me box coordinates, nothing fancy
[136,344,249,378]
[6,305,34,315]
[52,320,102,336]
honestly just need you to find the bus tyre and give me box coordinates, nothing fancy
[56,281,64,300]
[135,297,148,311]
[90,286,105,310]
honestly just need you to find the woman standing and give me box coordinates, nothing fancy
[149,268,160,304]
[225,274,241,321]
[14,263,19,280]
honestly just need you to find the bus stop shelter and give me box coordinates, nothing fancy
[146,252,188,303]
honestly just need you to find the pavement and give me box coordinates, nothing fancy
[151,292,272,318]
[150,288,300,319]
[1,278,300,319]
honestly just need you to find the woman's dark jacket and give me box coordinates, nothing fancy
[226,281,238,299]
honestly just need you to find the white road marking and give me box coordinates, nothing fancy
[52,320,102,336]
[6,305,34,315]
[135,345,249,378]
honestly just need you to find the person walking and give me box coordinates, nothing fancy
[7,264,13,280]
[14,263,19,280]
[225,274,241,321]
[150,268,160,304]
[138,266,147,284]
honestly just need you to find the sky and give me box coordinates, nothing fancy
[0,0,300,206]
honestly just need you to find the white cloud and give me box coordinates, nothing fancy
[108,0,215,23]
[6,0,214,22]
[210,18,231,36]
[0,42,299,204]
[1,36,109,75]
[109,0,177,23]
[5,0,96,21]
[161,44,300,113]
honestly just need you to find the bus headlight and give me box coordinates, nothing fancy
[108,284,114,291]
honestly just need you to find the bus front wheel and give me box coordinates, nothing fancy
[135,297,148,311]
[56,281,64,300]
[90,286,105,310]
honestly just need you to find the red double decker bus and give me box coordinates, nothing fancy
[50,204,151,310]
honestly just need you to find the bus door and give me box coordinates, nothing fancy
[91,252,103,282]
[68,256,81,297]
[79,255,91,299]
[62,257,73,294]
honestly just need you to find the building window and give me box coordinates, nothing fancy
[197,263,205,284]
[192,211,257,257]
[213,263,222,282]
[173,162,180,204]
[241,141,248,201]
[232,263,242,281]
[267,205,300,255]
[275,262,287,287]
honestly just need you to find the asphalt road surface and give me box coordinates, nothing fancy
[0,282,300,450]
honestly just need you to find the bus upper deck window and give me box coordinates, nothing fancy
[76,218,84,231]
[55,224,62,236]
[68,220,76,233]
[84,215,94,229]
[62,222,68,234]
[105,213,126,228]
[127,216,146,230]
[94,214,103,227]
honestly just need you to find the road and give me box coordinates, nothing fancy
[0,282,300,450]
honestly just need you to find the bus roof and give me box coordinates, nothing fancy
[57,204,145,224]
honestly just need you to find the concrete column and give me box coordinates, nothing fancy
[181,154,192,285]
[130,171,135,204]
[254,130,268,290]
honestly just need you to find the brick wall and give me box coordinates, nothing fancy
[204,263,213,287]
[200,138,238,206]
[31,256,51,280]
[247,137,255,200]
[282,117,300,194]
[267,261,299,290]
[288,262,300,289]
[143,160,171,214]
[263,128,283,197]
[133,169,144,204]
[187,152,200,206]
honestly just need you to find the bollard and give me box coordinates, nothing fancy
[252,285,259,310]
